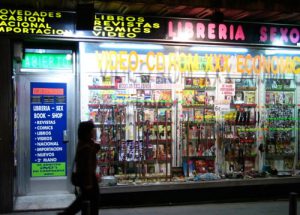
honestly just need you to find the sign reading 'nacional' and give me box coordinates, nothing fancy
[1,8,300,46]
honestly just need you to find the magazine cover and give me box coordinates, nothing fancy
[91,75,101,86]
[144,108,155,121]
[244,91,256,104]
[283,79,291,89]
[156,76,167,84]
[192,77,200,88]
[206,91,215,106]
[182,90,194,105]
[285,92,294,104]
[89,90,100,104]
[199,77,206,88]
[141,75,150,83]
[194,109,204,121]
[102,75,113,86]
[233,91,244,104]
[206,77,216,88]
[185,77,193,88]
[158,90,172,103]
[114,76,123,87]
[235,79,256,89]
[101,93,113,104]
[204,109,215,122]
[194,90,206,105]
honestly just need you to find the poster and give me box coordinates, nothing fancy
[30,82,67,177]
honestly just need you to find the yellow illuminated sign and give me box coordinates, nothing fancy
[92,14,160,38]
[0,8,71,35]
[95,51,300,74]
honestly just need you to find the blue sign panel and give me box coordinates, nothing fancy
[30,82,67,177]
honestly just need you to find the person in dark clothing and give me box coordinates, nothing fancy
[58,120,100,215]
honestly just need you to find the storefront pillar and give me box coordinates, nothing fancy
[0,38,14,213]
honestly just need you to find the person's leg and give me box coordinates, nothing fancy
[90,189,99,215]
[61,194,83,215]
[83,185,99,215]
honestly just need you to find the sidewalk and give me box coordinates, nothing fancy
[4,200,300,215]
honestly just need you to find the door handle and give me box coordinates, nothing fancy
[63,130,69,143]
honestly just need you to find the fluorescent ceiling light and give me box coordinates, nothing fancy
[265,49,300,55]
[272,38,284,46]
[190,46,248,53]
[99,43,164,50]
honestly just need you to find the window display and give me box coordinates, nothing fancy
[80,42,300,185]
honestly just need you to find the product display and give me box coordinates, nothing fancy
[181,77,216,177]
[220,78,258,174]
[80,45,299,185]
[264,79,296,173]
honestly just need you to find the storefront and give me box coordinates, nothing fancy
[1,7,300,211]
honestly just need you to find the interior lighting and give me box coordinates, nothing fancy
[265,49,300,55]
[99,43,164,50]
[190,46,248,53]
[272,38,284,46]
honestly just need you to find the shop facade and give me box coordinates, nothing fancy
[1,7,300,212]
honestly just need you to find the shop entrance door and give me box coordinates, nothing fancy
[16,73,76,195]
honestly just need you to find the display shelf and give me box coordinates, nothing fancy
[236,87,257,91]
[134,94,173,181]
[266,154,295,160]
[266,88,296,91]
[264,79,296,172]
[220,78,258,174]
[265,104,295,108]
[184,87,216,90]
[182,156,215,160]
[88,85,117,89]
[182,105,214,109]
[230,104,257,108]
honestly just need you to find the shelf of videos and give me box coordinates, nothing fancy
[222,132,257,173]
[181,121,216,177]
[222,109,258,173]
[133,107,172,180]
[264,104,296,162]
[97,139,172,181]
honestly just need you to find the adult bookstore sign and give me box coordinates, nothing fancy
[30,82,67,177]
[1,8,300,46]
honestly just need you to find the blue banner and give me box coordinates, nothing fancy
[30,82,67,177]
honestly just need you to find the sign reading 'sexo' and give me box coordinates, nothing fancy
[1,8,300,46]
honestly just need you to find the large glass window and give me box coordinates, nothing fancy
[80,42,300,185]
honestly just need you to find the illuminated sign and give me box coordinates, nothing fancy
[94,50,300,74]
[1,8,300,46]
[0,8,74,35]
[92,14,161,38]
[22,53,72,70]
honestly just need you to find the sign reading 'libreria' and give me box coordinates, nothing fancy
[1,8,300,46]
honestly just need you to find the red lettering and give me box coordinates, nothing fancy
[235,25,245,40]
[168,21,176,38]
[280,28,288,42]
[185,22,194,38]
[196,23,205,39]
[289,28,300,44]
[219,24,227,39]
[208,23,216,39]
[260,26,267,42]
[270,27,277,42]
